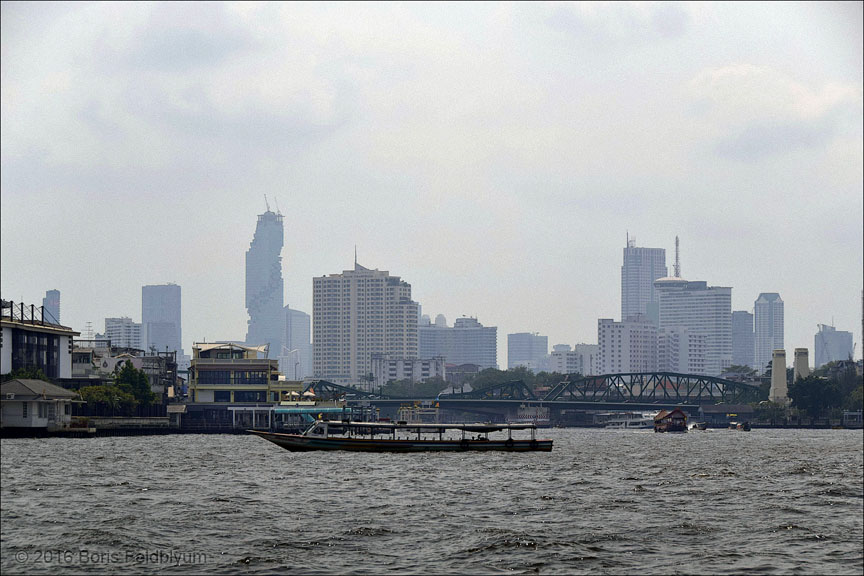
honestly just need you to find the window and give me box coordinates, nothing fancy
[213,391,231,402]
[22,402,28,418]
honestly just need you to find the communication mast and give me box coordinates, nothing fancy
[674,236,681,278]
[264,194,271,212]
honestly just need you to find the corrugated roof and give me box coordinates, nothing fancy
[194,342,268,353]
[1,379,80,399]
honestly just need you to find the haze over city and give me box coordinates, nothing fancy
[2,2,862,366]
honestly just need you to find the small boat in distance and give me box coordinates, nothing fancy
[729,421,751,431]
[250,420,553,452]
[603,412,656,430]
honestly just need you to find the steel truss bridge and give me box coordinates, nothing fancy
[306,372,761,407]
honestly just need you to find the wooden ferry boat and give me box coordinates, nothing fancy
[250,420,553,452]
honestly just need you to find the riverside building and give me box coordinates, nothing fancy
[597,317,658,374]
[313,262,419,385]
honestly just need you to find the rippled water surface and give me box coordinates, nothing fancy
[2,429,862,574]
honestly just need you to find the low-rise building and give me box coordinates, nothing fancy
[1,379,80,431]
[1,300,78,380]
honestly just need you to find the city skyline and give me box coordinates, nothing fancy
[2,3,862,367]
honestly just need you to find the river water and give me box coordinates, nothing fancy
[1,429,862,575]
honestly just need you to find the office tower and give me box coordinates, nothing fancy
[621,238,668,325]
[142,283,182,355]
[104,317,144,350]
[419,316,498,369]
[507,332,548,372]
[245,209,284,358]
[313,262,419,384]
[654,277,732,376]
[732,310,755,368]
[598,317,658,374]
[814,324,854,367]
[42,289,60,324]
[280,306,312,379]
[754,293,784,373]
[658,327,707,374]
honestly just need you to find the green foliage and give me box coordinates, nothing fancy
[2,367,50,382]
[848,385,864,411]
[726,365,757,376]
[381,376,449,398]
[788,374,842,417]
[79,385,138,415]
[114,360,156,405]
[466,367,572,394]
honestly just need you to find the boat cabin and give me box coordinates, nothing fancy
[653,409,688,433]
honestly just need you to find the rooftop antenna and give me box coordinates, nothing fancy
[273,197,281,215]
[354,245,358,266]
[674,235,681,278]
[264,194,271,212]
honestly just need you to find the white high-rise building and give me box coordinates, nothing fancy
[548,343,599,375]
[507,332,548,372]
[814,324,854,368]
[658,326,707,374]
[104,317,144,350]
[621,239,668,325]
[754,293,784,373]
[598,317,658,374]
[313,262,419,385]
[655,277,732,376]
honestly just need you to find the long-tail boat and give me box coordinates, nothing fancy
[250,420,553,452]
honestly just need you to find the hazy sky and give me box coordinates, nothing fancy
[2,2,862,366]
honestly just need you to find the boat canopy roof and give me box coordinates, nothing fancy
[310,420,538,432]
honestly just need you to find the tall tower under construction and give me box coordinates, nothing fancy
[245,205,284,359]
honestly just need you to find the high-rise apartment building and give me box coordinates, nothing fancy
[814,324,854,368]
[142,283,182,355]
[104,317,144,350]
[245,209,284,358]
[313,262,418,384]
[754,293,784,373]
[658,326,707,374]
[280,306,311,379]
[598,317,658,374]
[548,343,599,375]
[507,332,548,372]
[621,239,668,325]
[731,310,755,368]
[42,290,60,324]
[654,277,732,376]
[419,315,497,369]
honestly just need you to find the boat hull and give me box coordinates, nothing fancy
[251,430,553,452]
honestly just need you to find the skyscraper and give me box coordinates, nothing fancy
[655,277,732,376]
[142,283,182,355]
[731,310,755,368]
[245,209,284,358]
[814,324,854,367]
[507,332,548,372]
[42,289,60,324]
[597,317,658,374]
[313,262,419,384]
[621,238,667,324]
[754,293,784,373]
[419,316,498,369]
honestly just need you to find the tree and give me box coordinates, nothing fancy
[788,374,842,417]
[2,366,49,382]
[381,377,449,398]
[79,385,138,416]
[114,360,156,405]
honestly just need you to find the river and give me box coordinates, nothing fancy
[1,428,862,574]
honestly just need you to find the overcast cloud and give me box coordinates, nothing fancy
[2,1,862,364]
